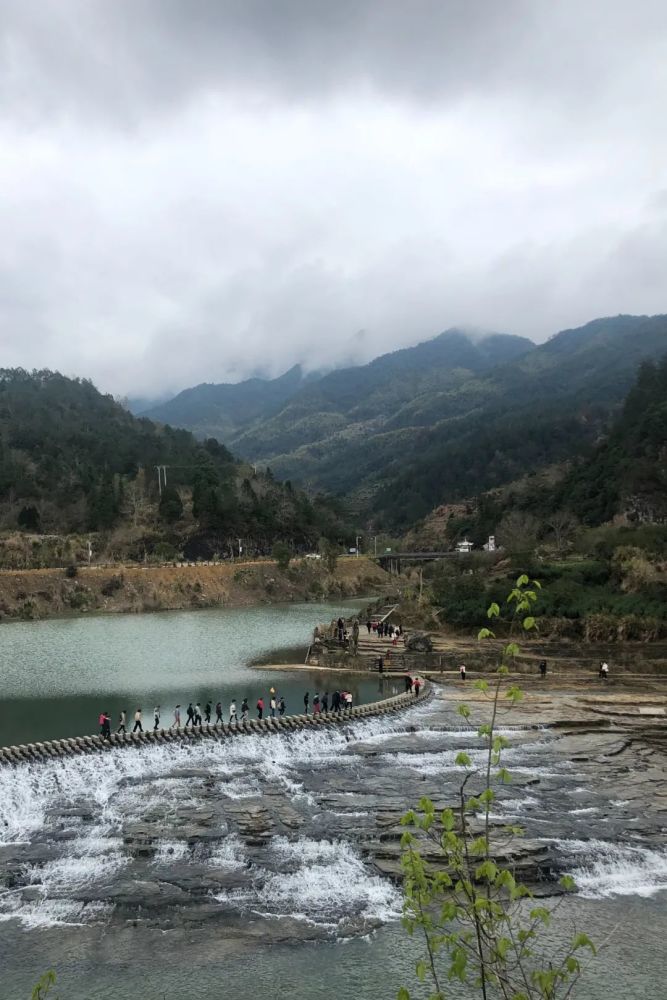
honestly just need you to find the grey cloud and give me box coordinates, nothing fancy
[3,1,666,122]
[0,2,666,397]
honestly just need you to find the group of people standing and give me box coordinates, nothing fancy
[367,619,403,640]
[99,684,358,739]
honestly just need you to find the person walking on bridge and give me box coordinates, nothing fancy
[153,706,161,730]
[215,701,223,723]
[117,709,127,734]
[229,699,238,723]
[185,703,195,727]
[133,708,143,733]
[256,697,264,720]
[102,712,111,740]
[270,695,277,718]
[194,703,203,726]
[413,678,421,698]
[204,701,212,724]
[459,664,466,682]
[322,691,329,712]
[279,695,286,716]
[172,705,181,729]
[241,698,249,721]
[303,691,310,715]
[539,660,547,679]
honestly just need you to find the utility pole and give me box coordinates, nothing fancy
[373,535,377,558]
[355,535,361,557]
[155,465,168,497]
[88,538,93,567]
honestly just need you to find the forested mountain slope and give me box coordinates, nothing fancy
[556,354,667,525]
[230,330,534,458]
[370,315,667,527]
[0,369,347,552]
[143,364,318,442]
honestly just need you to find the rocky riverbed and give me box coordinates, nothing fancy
[1,680,666,965]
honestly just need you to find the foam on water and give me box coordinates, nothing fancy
[214,835,401,925]
[557,839,667,898]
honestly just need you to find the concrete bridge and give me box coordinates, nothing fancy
[375,551,456,573]
[0,684,431,766]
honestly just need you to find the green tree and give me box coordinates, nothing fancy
[271,541,291,570]
[18,505,41,531]
[399,576,594,999]
[159,486,183,523]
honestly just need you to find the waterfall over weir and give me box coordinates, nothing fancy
[1,682,666,947]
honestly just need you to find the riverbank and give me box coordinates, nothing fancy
[311,624,667,677]
[0,556,388,622]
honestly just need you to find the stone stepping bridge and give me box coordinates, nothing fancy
[0,684,431,765]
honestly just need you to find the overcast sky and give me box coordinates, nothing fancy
[1,1,666,397]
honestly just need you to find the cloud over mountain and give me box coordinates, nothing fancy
[1,1,666,395]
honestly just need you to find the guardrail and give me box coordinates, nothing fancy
[0,683,432,765]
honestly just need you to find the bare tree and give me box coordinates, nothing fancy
[497,510,541,554]
[546,510,579,554]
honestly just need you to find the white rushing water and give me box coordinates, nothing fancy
[557,838,667,898]
[1,696,665,935]
[0,709,425,930]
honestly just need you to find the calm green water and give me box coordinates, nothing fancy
[0,600,394,745]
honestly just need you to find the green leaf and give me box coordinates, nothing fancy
[397,989,411,1000]
[473,679,489,692]
[516,574,529,587]
[455,751,472,767]
[441,808,455,830]
[487,602,500,619]
[415,959,428,983]
[504,642,520,657]
[565,957,580,974]
[496,767,512,784]
[457,704,471,719]
[476,859,498,881]
[559,874,576,891]
[478,627,495,640]
[522,616,536,631]
[572,932,596,954]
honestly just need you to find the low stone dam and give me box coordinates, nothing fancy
[0,685,431,765]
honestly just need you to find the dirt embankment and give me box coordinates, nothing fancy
[0,556,388,622]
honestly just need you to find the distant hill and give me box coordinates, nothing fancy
[0,369,348,554]
[369,315,667,526]
[143,364,320,442]
[230,330,534,460]
[126,315,667,532]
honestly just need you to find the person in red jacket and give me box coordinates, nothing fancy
[256,697,264,720]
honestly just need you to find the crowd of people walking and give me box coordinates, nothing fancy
[97,685,359,740]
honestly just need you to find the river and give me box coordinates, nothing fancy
[0,602,665,998]
[0,599,388,745]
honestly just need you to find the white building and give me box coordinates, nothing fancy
[483,535,497,552]
[456,538,474,554]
